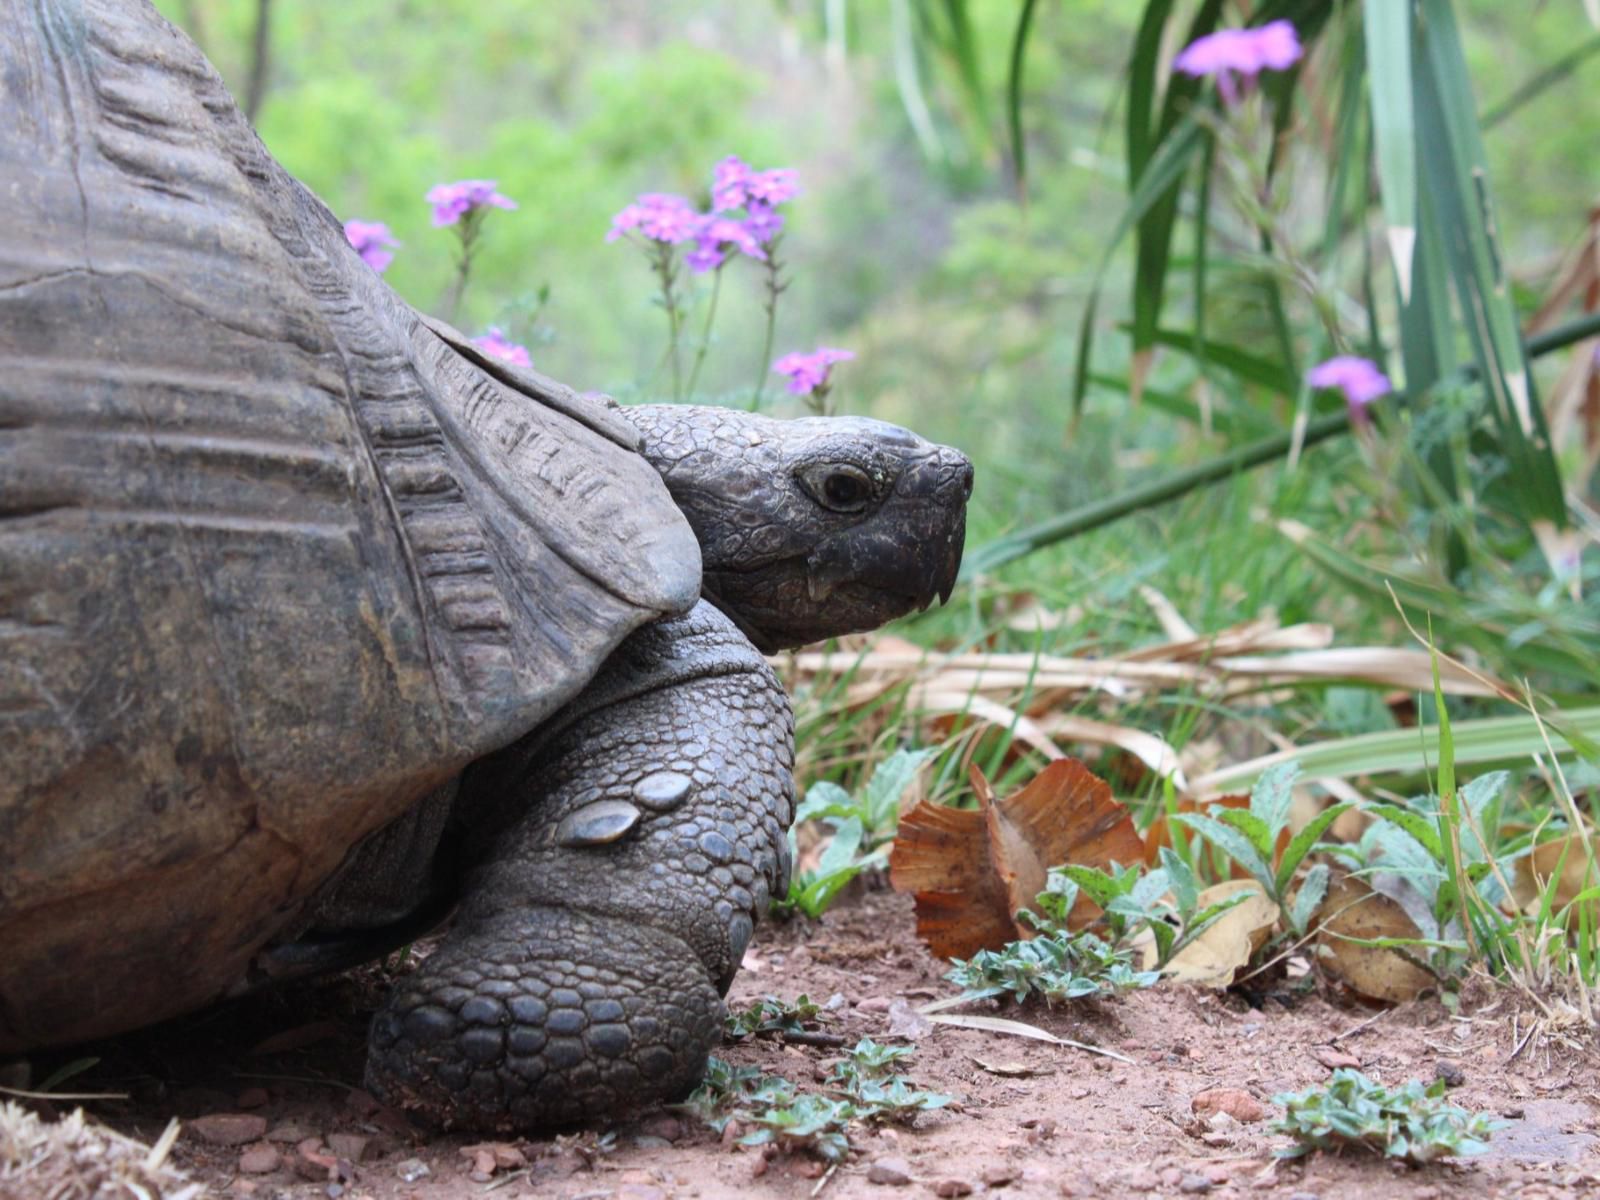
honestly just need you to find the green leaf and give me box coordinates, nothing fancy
[795,780,856,825]
[1173,813,1272,889]
[1290,863,1331,935]
[1366,801,1446,863]
[1363,0,1416,301]
[1004,0,1039,196]
[862,748,936,832]
[1159,846,1199,916]
[1249,761,1301,838]
[1275,803,1354,896]
[1217,808,1278,866]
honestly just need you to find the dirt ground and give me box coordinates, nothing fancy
[10,888,1600,1200]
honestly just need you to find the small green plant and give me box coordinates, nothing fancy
[1057,849,1252,969]
[677,1040,951,1163]
[724,994,823,1040]
[777,748,934,918]
[1174,762,1351,935]
[945,872,1160,1004]
[1272,1069,1501,1164]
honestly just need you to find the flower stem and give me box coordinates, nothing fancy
[445,213,481,324]
[684,265,725,399]
[750,245,785,410]
[651,244,683,401]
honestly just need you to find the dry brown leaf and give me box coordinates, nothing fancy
[888,759,1144,959]
[1315,873,1435,1003]
[1510,833,1600,923]
[1159,880,1279,987]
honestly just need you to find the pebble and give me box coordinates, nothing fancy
[867,1156,912,1185]
[1179,1174,1213,1194]
[188,1113,269,1146]
[326,1132,369,1163]
[1433,1060,1465,1088]
[265,1120,316,1144]
[856,996,893,1013]
[237,1143,281,1174]
[631,1134,672,1149]
[639,1113,684,1143]
[1191,1088,1268,1124]
[933,1181,973,1198]
[1124,1168,1160,1192]
[982,1164,1020,1187]
[394,1157,430,1183]
[1310,1045,1360,1070]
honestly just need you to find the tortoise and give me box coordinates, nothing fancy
[0,0,971,1130]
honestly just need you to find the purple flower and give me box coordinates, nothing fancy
[747,167,800,207]
[683,215,769,274]
[1307,355,1391,423]
[607,192,700,245]
[710,156,800,214]
[426,179,518,227]
[712,156,755,212]
[772,347,855,396]
[343,220,398,273]
[471,326,532,369]
[742,201,785,245]
[1174,19,1302,102]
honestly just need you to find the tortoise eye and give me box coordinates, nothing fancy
[800,463,875,513]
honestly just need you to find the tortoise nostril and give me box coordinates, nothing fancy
[959,461,974,501]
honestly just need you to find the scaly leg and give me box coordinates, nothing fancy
[365,601,794,1128]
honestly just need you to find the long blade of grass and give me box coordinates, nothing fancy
[1005,0,1039,199]
[1189,706,1600,797]
[1481,31,1600,129]
[1363,0,1416,301]
[1414,0,1566,529]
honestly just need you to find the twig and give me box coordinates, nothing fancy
[1329,1008,1391,1045]
[778,1030,847,1048]
[810,1162,838,1197]
[0,1084,129,1101]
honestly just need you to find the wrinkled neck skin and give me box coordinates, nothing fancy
[624,405,973,653]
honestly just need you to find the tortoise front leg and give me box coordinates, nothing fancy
[364,601,794,1129]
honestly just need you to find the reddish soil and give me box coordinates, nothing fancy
[11,889,1600,1200]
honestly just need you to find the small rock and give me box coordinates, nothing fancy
[1092,1058,1113,1072]
[750,1156,768,1179]
[1433,1060,1465,1088]
[934,1181,973,1198]
[1412,1188,1440,1200]
[639,1113,684,1143]
[1125,1168,1160,1193]
[237,1143,281,1175]
[1192,1088,1268,1124]
[982,1164,1020,1187]
[631,1135,671,1150]
[265,1120,316,1144]
[857,996,893,1013]
[235,1087,270,1110]
[344,1088,381,1117]
[294,1138,339,1183]
[188,1113,269,1146]
[326,1133,369,1163]
[1310,1045,1361,1071]
[1161,1167,1184,1187]
[867,1156,912,1186]
[886,998,933,1039]
[1179,1174,1213,1194]
[394,1157,430,1183]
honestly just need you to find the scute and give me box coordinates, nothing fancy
[0,0,699,1051]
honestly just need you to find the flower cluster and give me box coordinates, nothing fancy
[1175,19,1302,102]
[471,326,532,368]
[427,179,518,227]
[773,347,854,397]
[343,220,399,273]
[1307,355,1390,425]
[607,155,798,274]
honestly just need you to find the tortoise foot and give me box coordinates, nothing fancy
[365,908,720,1129]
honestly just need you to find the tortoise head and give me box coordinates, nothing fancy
[626,405,972,653]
